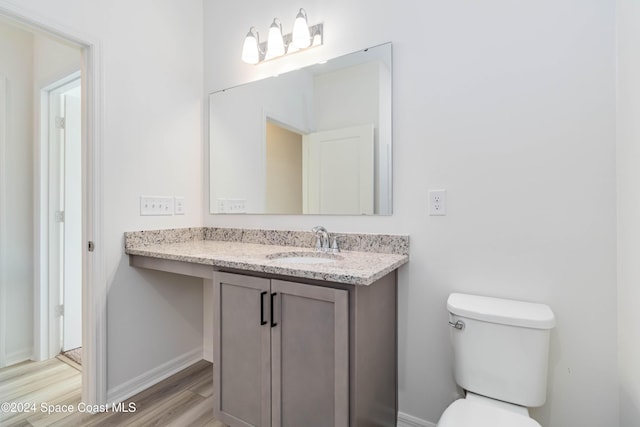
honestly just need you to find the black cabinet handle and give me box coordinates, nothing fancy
[260,291,268,325]
[270,292,278,327]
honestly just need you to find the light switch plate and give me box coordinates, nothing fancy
[140,196,174,216]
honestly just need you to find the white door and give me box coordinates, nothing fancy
[48,76,82,354]
[62,87,82,352]
[303,124,374,215]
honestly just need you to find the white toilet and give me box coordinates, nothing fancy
[437,293,556,427]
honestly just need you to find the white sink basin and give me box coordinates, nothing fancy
[268,252,342,265]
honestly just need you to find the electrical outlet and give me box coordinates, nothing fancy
[140,196,174,216]
[216,198,226,213]
[429,190,447,216]
[174,197,185,215]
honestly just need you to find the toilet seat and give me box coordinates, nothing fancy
[437,395,541,427]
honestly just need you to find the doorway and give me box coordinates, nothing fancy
[0,2,105,406]
[44,74,82,363]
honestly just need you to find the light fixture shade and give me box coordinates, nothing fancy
[266,19,285,60]
[292,9,311,49]
[312,32,322,47]
[241,28,260,64]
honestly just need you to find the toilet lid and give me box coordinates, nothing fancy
[438,399,541,427]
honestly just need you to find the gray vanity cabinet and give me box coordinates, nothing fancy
[213,271,349,427]
[213,273,271,427]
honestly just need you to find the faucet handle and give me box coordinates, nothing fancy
[331,236,340,253]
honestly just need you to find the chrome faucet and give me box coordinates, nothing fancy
[312,226,330,252]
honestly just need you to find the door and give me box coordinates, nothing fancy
[213,272,271,427]
[62,85,82,351]
[47,75,82,355]
[270,280,349,427]
[303,124,374,215]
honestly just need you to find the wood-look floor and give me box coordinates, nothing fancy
[0,358,226,427]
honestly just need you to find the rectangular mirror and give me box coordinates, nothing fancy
[209,42,392,215]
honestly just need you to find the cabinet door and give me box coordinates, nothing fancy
[270,280,349,427]
[213,272,271,427]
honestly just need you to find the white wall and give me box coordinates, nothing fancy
[4,0,206,399]
[204,1,618,426]
[617,1,640,425]
[32,34,81,88]
[314,61,379,132]
[0,20,34,366]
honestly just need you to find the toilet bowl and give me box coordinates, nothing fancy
[437,392,541,427]
[437,293,555,427]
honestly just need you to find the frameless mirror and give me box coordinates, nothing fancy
[209,42,392,215]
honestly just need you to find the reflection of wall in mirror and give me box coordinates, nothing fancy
[313,60,391,214]
[210,54,391,215]
[210,71,313,213]
[264,61,384,215]
[266,121,303,214]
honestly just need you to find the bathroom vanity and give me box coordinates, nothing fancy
[125,227,409,427]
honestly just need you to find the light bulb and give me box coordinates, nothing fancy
[266,18,285,60]
[241,28,260,64]
[292,9,311,49]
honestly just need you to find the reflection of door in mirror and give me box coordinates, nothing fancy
[303,124,374,215]
[265,121,374,215]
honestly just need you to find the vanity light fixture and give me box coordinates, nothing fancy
[242,8,323,64]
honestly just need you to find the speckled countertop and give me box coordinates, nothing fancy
[125,227,409,286]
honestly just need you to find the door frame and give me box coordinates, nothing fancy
[0,74,7,368]
[0,1,106,406]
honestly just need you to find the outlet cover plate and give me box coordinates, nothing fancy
[429,189,447,216]
[140,196,174,216]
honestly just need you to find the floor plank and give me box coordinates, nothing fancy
[165,395,215,427]
[0,358,225,426]
[27,388,82,426]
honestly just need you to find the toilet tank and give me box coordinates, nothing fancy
[447,293,555,407]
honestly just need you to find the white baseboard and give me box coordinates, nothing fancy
[5,347,32,366]
[398,411,437,427]
[107,347,203,404]
[203,347,213,363]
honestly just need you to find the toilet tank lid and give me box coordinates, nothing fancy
[447,293,556,329]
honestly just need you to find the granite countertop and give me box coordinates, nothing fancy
[125,228,409,286]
